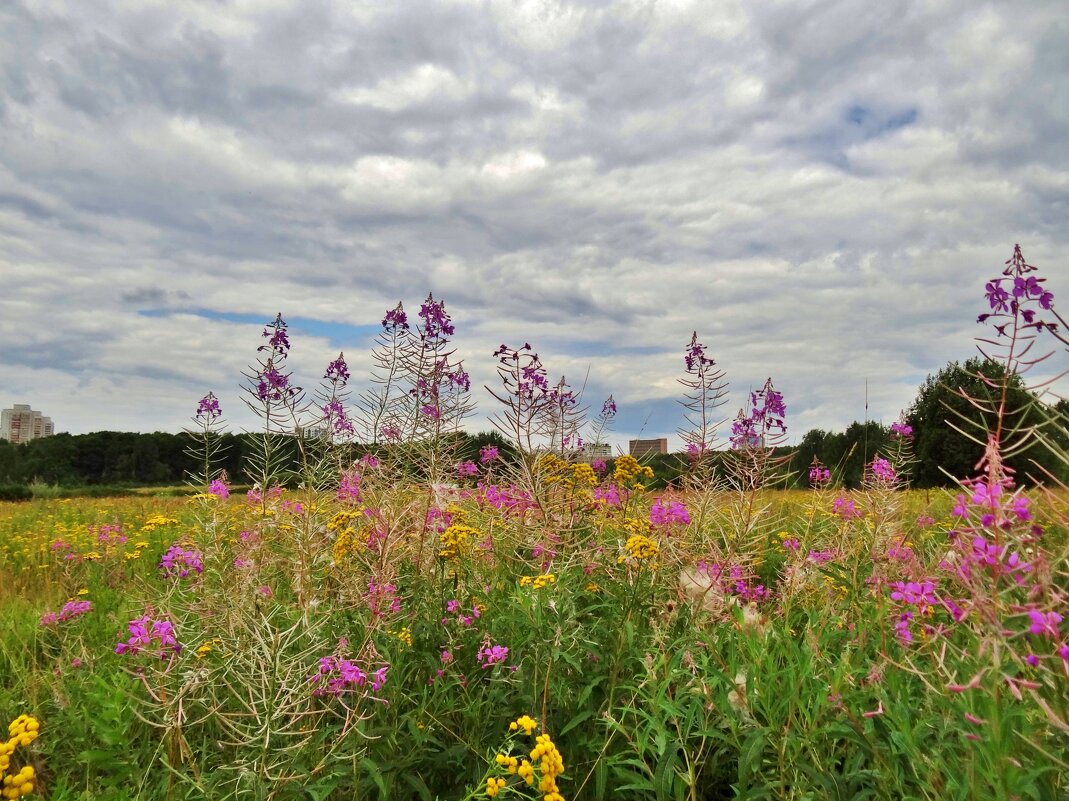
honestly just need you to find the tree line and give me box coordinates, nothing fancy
[1,359,1065,493]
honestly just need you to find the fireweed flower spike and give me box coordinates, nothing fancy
[325,353,350,384]
[196,392,221,420]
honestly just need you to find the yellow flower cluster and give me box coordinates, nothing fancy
[1,716,39,799]
[569,463,597,487]
[390,626,413,647]
[438,524,479,561]
[510,715,538,736]
[621,517,651,536]
[612,455,653,487]
[139,515,179,534]
[328,510,364,565]
[518,573,556,590]
[622,534,659,563]
[196,638,222,659]
[530,733,565,801]
[487,716,566,800]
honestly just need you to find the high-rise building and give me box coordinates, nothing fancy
[1,404,55,444]
[629,438,668,457]
[582,443,613,459]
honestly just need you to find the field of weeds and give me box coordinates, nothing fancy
[0,472,1066,800]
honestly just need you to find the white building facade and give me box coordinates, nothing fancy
[1,404,55,444]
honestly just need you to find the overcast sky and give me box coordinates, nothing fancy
[2,0,1067,448]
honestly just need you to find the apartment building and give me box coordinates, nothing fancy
[628,438,668,457]
[1,404,55,444]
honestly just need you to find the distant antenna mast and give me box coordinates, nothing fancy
[863,378,869,468]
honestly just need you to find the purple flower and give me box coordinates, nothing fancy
[601,395,617,418]
[209,479,230,500]
[649,498,691,528]
[448,367,471,392]
[894,611,914,644]
[889,580,938,608]
[684,332,716,372]
[477,643,510,669]
[323,399,354,436]
[868,457,897,484]
[382,302,409,331]
[160,545,204,579]
[325,353,350,383]
[337,469,362,503]
[257,367,292,402]
[259,316,291,356]
[116,615,182,659]
[456,461,478,478]
[420,404,441,420]
[195,392,222,420]
[418,293,455,339]
[808,465,831,486]
[1028,609,1063,638]
[890,420,913,439]
[479,446,499,464]
[1011,495,1032,522]
[832,497,862,520]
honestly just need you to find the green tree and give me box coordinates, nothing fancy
[906,357,1061,487]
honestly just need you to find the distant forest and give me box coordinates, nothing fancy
[1,412,1064,496]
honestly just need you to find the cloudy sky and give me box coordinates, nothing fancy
[2,0,1067,448]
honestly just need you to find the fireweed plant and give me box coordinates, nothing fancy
[0,246,1066,800]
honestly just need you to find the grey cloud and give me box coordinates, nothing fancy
[0,0,1067,440]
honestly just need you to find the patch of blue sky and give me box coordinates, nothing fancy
[537,338,667,358]
[845,105,918,136]
[783,104,919,170]
[137,308,380,347]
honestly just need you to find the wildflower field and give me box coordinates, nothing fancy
[1,246,1068,800]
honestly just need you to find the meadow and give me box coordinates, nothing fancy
[1,247,1067,800]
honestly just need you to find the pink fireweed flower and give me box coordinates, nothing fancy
[649,498,691,528]
[1027,609,1063,638]
[209,479,229,499]
[309,656,388,698]
[1011,495,1032,522]
[894,612,914,644]
[115,615,182,658]
[868,458,897,484]
[593,484,622,508]
[456,461,478,478]
[195,392,222,420]
[159,545,203,579]
[337,469,362,503]
[477,643,509,669]
[889,580,938,608]
[832,497,862,520]
[57,600,92,622]
[325,353,350,384]
[366,581,401,618]
[808,465,832,486]
[781,538,801,552]
[952,494,969,519]
[806,549,836,565]
[323,399,354,436]
[890,420,913,439]
[479,445,499,464]
[591,458,607,473]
